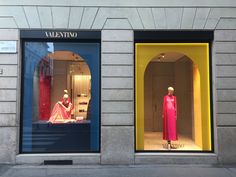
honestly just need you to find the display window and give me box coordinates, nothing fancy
[135,41,213,152]
[20,31,100,153]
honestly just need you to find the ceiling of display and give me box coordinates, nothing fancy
[48,50,91,75]
[151,52,185,62]
[48,51,84,62]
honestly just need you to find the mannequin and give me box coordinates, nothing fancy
[48,90,73,123]
[162,87,177,150]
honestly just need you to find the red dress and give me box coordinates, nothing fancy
[39,75,51,120]
[162,95,177,141]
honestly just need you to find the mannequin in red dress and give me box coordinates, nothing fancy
[162,87,177,150]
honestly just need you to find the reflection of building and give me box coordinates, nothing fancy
[22,42,49,151]
[0,1,236,165]
[25,42,49,120]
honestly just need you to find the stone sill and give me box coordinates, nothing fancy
[16,153,101,165]
[135,153,218,164]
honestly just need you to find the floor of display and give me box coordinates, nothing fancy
[144,132,201,151]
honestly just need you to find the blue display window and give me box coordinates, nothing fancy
[20,31,100,153]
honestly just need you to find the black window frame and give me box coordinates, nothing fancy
[134,30,215,153]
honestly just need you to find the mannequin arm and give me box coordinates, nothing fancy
[175,96,177,120]
[162,96,165,118]
[58,101,70,112]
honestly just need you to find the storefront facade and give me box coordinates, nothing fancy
[0,0,236,164]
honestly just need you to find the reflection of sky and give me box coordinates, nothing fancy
[47,42,54,52]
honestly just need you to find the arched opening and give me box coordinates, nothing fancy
[144,52,202,150]
[34,50,92,122]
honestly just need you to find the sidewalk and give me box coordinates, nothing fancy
[1,164,236,177]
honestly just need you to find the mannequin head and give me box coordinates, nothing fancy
[63,94,69,101]
[168,87,174,95]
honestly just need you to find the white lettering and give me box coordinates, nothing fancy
[70,32,77,38]
[44,31,78,38]
[55,32,59,38]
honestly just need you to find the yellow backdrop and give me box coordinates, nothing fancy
[135,43,211,151]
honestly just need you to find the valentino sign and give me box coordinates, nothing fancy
[45,31,78,38]
[20,30,100,40]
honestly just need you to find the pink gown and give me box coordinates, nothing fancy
[48,100,73,124]
[162,95,177,141]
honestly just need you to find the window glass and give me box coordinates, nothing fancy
[21,42,100,153]
[135,43,212,152]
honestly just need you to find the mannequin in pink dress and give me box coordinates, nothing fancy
[48,90,73,124]
[162,87,177,150]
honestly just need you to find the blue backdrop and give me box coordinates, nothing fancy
[22,42,100,152]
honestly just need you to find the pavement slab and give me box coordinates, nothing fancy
[0,165,236,177]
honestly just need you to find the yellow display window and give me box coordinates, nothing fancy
[135,43,212,151]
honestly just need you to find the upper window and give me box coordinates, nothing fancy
[20,31,100,153]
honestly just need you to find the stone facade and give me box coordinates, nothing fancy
[0,29,19,164]
[0,0,235,164]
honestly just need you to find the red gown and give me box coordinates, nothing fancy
[39,75,51,120]
[162,95,177,141]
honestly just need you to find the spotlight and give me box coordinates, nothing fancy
[160,53,165,58]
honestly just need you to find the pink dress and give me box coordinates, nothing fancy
[48,100,73,124]
[162,95,177,141]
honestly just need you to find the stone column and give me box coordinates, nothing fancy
[214,18,236,163]
[101,30,134,164]
[0,29,19,164]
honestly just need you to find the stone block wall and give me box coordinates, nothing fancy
[101,30,134,164]
[0,1,235,164]
[0,29,19,164]
[214,19,236,163]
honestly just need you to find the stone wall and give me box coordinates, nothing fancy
[0,29,19,164]
[214,18,236,163]
[101,30,134,164]
[0,4,235,30]
[0,1,235,164]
